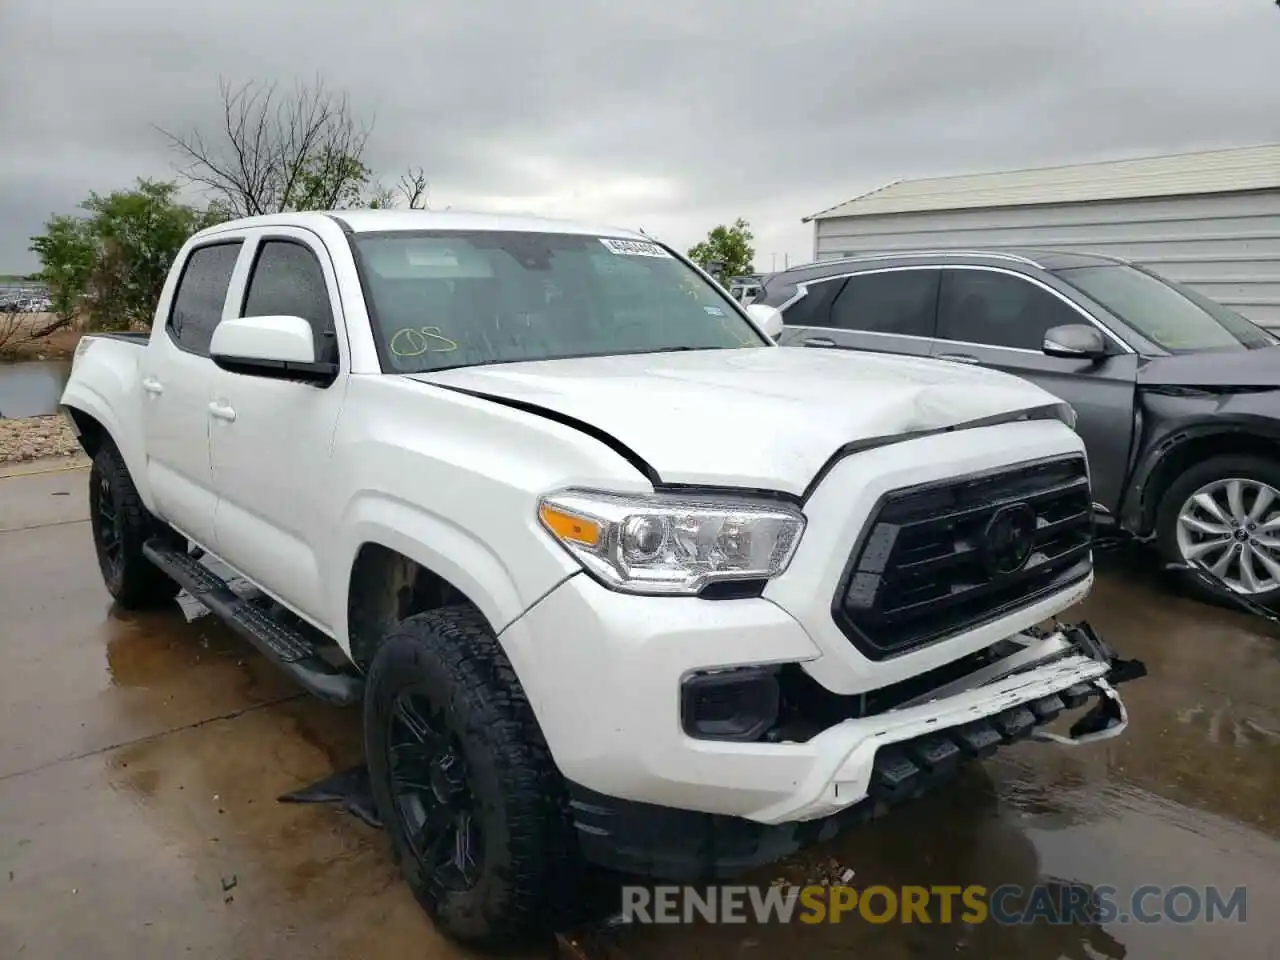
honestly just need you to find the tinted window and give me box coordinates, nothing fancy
[353,232,764,373]
[242,240,336,361]
[937,270,1082,350]
[828,269,938,336]
[168,242,241,355]
[779,277,846,327]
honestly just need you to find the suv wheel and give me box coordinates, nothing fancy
[1156,454,1280,606]
[363,606,582,949]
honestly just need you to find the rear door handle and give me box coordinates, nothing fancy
[208,401,237,422]
[936,352,980,365]
[804,337,838,348]
[142,377,164,395]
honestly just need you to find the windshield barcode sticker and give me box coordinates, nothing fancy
[599,237,672,258]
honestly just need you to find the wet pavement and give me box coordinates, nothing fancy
[2,463,1279,959]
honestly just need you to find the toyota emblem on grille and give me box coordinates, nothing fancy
[983,503,1037,575]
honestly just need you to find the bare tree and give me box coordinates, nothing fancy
[396,167,430,209]
[157,77,374,216]
[0,311,25,358]
[369,166,431,210]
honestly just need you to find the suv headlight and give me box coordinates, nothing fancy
[537,489,806,596]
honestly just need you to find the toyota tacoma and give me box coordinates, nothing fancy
[60,211,1141,948]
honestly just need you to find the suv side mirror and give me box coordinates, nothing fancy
[210,315,338,386]
[1043,323,1108,361]
[745,303,784,341]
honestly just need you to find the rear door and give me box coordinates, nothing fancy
[929,266,1138,513]
[779,267,939,359]
[208,228,348,629]
[141,239,245,550]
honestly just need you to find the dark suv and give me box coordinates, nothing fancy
[758,249,1280,604]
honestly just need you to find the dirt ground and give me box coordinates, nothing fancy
[0,415,81,462]
[1,461,1278,959]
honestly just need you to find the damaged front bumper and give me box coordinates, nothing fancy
[567,622,1145,880]
[751,620,1145,825]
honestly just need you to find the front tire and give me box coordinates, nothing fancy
[363,606,581,949]
[88,440,181,608]
[1155,454,1280,607]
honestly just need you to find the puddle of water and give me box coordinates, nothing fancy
[0,360,72,418]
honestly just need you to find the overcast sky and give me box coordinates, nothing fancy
[1,0,1278,274]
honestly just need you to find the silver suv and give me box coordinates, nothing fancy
[758,248,1280,605]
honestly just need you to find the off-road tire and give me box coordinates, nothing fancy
[1155,453,1280,608]
[363,605,582,949]
[88,439,181,608]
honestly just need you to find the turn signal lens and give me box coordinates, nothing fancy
[538,503,602,548]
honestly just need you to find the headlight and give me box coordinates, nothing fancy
[537,489,806,596]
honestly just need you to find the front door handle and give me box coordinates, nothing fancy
[936,352,980,365]
[804,337,838,348]
[208,401,237,422]
[141,377,164,395]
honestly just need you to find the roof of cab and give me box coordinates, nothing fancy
[193,208,650,241]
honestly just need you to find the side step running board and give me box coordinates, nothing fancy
[143,539,362,706]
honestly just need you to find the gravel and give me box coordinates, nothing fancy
[0,414,82,463]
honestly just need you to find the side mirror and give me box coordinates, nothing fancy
[745,302,784,341]
[1042,323,1109,361]
[210,315,337,386]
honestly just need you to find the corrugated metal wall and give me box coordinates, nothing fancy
[812,189,1280,329]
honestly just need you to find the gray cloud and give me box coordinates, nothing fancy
[2,0,1277,273]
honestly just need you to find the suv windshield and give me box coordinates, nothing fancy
[1054,263,1274,353]
[353,231,765,373]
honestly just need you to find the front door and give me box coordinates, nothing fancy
[141,239,245,550]
[929,267,1139,514]
[209,230,347,629]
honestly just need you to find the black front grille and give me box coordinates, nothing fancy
[832,456,1093,659]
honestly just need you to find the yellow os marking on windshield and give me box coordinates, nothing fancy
[390,326,459,358]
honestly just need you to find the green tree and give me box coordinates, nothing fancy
[687,218,756,281]
[80,180,228,330]
[28,179,227,333]
[28,215,95,332]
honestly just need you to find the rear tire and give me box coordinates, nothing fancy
[1155,453,1280,608]
[363,606,582,949]
[88,439,181,609]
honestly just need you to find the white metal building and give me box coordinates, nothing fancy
[804,143,1280,328]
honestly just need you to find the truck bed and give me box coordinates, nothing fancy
[90,331,150,345]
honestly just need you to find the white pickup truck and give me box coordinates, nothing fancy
[61,210,1142,947]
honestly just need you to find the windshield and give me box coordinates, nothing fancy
[1054,263,1275,353]
[352,231,766,373]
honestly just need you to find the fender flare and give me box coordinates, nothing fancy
[331,492,537,653]
[1122,415,1280,534]
[60,382,157,512]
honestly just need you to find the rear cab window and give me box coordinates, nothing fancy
[167,242,243,355]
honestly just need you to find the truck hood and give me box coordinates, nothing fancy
[408,348,1070,495]
[1137,346,1280,388]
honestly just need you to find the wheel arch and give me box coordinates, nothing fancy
[1125,419,1280,536]
[334,497,534,671]
[60,394,158,512]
